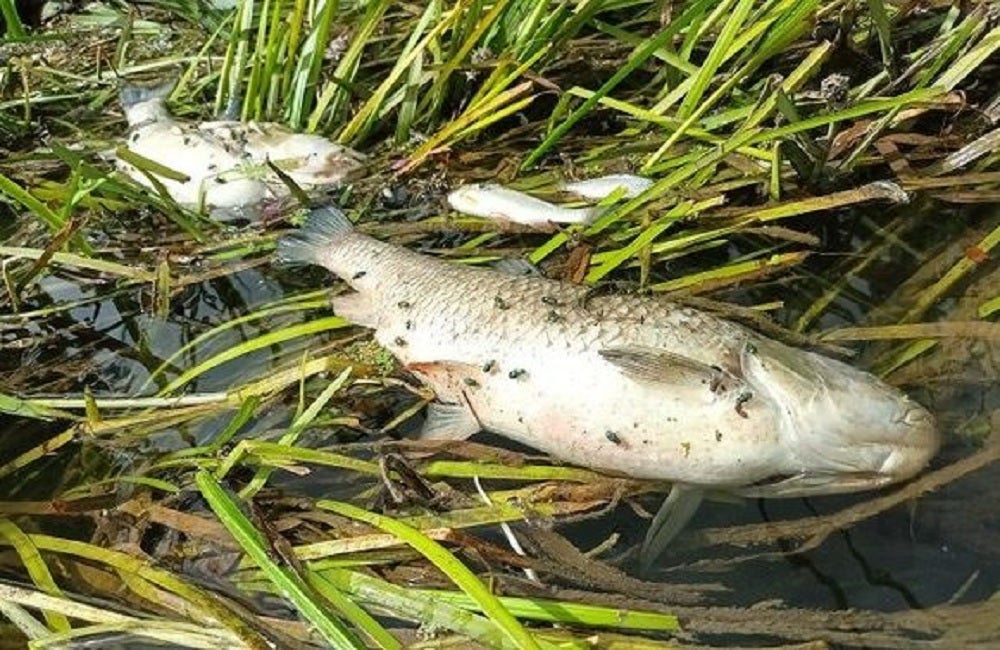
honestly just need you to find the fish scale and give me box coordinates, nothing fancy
[344,246,741,366]
[279,206,940,565]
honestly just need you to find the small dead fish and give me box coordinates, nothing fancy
[561,174,654,200]
[114,85,365,212]
[447,183,600,226]
[279,207,940,567]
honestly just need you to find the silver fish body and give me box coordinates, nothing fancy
[280,208,940,499]
[115,89,365,210]
[561,174,654,200]
[447,174,652,226]
[447,183,600,226]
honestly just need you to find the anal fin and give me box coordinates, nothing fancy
[639,484,704,574]
[331,293,379,327]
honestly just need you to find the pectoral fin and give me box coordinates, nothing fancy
[639,484,704,574]
[406,360,485,441]
[419,402,481,441]
[600,345,737,388]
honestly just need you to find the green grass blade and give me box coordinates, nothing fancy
[0,0,26,38]
[195,471,368,649]
[156,316,351,396]
[318,500,546,650]
[522,2,706,170]
[0,173,64,230]
[0,519,71,633]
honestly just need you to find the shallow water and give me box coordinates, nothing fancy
[0,196,997,643]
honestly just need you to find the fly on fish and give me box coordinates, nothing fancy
[114,84,366,218]
[278,206,940,570]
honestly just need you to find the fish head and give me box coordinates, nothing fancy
[446,183,492,215]
[738,337,939,497]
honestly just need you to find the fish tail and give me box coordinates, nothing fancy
[118,81,174,109]
[580,205,605,224]
[276,206,354,266]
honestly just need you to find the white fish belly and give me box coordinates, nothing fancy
[382,325,786,486]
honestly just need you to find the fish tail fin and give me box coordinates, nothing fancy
[119,81,174,109]
[219,91,242,121]
[277,206,354,266]
[582,206,604,224]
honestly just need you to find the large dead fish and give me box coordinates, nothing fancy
[114,85,365,215]
[279,207,940,568]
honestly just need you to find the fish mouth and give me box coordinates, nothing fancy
[734,471,896,498]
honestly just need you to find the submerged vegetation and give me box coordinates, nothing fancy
[0,0,998,647]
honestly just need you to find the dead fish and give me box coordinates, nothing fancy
[279,207,940,569]
[561,174,654,200]
[447,183,601,226]
[447,174,652,226]
[114,85,365,212]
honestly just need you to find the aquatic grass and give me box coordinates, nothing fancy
[650,251,810,294]
[897,222,999,325]
[140,288,331,392]
[234,367,355,498]
[416,589,680,632]
[0,583,241,649]
[401,79,537,172]
[310,568,523,649]
[195,470,373,649]
[0,519,70,633]
[0,534,272,647]
[0,0,26,39]
[0,173,66,232]
[309,0,394,132]
[2,1,999,647]
[934,23,1000,91]
[872,221,1000,377]
[217,439,382,480]
[337,1,445,144]
[820,321,1000,343]
[0,393,77,422]
[318,499,547,650]
[0,245,156,281]
[155,315,352,396]
[0,356,359,481]
[523,0,707,170]
[793,217,914,332]
[418,459,605,483]
[241,566,683,647]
